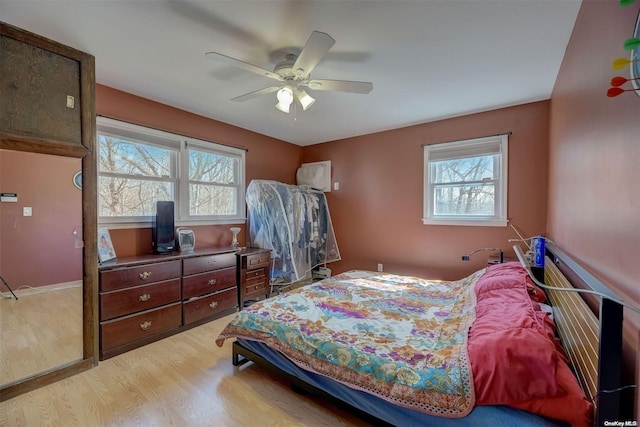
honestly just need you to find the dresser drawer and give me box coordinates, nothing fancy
[183,252,236,276]
[243,266,268,282]
[182,266,236,299]
[100,278,181,321]
[244,289,268,304]
[100,302,182,351]
[243,251,271,270]
[183,288,237,325]
[243,278,268,297]
[100,260,181,292]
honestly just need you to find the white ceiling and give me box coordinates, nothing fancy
[1,0,581,146]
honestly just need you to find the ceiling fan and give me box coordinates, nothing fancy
[205,31,373,113]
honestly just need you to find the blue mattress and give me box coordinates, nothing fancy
[236,339,568,427]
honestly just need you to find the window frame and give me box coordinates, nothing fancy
[422,134,508,227]
[97,117,246,228]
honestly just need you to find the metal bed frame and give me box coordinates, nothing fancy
[231,242,631,426]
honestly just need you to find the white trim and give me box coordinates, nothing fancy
[423,134,508,226]
[422,218,508,227]
[96,117,181,149]
[97,117,246,226]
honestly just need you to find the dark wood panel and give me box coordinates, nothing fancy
[243,277,268,295]
[183,252,236,276]
[182,266,236,299]
[183,288,238,325]
[0,133,89,157]
[100,260,181,292]
[240,249,271,270]
[97,247,237,269]
[0,35,82,145]
[0,359,94,402]
[246,252,270,270]
[243,290,269,305]
[243,266,267,282]
[100,279,181,321]
[100,303,182,351]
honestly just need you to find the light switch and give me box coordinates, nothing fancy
[333,182,340,191]
[23,207,32,216]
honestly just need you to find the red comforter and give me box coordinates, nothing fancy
[469,262,593,427]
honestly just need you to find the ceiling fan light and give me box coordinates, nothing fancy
[296,89,315,111]
[276,86,294,105]
[275,101,290,113]
[275,86,294,113]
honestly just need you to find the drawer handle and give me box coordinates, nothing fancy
[209,301,218,310]
[139,271,152,280]
[208,278,217,286]
[140,321,152,331]
[207,259,216,265]
[139,293,151,302]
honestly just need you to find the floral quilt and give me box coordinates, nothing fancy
[216,270,484,417]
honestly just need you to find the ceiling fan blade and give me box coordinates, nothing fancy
[292,31,335,78]
[206,52,284,82]
[305,79,373,94]
[231,86,281,102]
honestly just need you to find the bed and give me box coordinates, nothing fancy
[215,243,626,426]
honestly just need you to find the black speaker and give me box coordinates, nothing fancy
[152,201,175,253]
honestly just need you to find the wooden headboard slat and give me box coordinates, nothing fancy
[544,257,599,407]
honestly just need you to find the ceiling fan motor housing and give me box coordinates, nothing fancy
[274,54,304,80]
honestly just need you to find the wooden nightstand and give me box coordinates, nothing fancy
[237,248,271,309]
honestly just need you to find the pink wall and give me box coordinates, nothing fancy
[96,87,549,274]
[302,101,550,280]
[0,150,82,288]
[96,85,303,257]
[548,0,640,414]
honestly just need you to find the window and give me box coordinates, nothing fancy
[423,134,508,226]
[97,117,245,226]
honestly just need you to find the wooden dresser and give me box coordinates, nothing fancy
[237,248,271,309]
[98,247,239,360]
